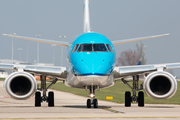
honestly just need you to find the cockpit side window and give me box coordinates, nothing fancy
[77,44,92,52]
[72,44,79,52]
[106,44,113,52]
[93,44,107,52]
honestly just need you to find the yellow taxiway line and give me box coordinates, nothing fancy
[1,116,180,119]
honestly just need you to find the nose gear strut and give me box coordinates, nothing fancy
[86,85,98,108]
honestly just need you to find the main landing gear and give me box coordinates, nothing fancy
[86,85,98,108]
[35,75,58,107]
[122,75,144,107]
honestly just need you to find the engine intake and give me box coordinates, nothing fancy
[4,72,37,100]
[143,71,177,100]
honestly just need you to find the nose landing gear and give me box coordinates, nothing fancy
[86,85,98,108]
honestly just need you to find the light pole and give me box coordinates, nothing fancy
[142,46,147,65]
[35,34,41,63]
[26,41,28,63]
[18,48,22,61]
[51,44,56,65]
[136,42,147,65]
[59,36,66,66]
[11,32,16,61]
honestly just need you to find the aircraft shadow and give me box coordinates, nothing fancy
[145,106,174,108]
[62,105,111,109]
[0,106,35,108]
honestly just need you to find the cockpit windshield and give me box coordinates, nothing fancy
[72,44,79,52]
[77,43,107,52]
[77,44,92,52]
[93,44,107,52]
[106,44,113,52]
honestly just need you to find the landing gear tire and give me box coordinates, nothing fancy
[93,99,98,108]
[138,91,144,107]
[87,99,91,108]
[125,91,131,107]
[35,92,41,107]
[48,91,54,107]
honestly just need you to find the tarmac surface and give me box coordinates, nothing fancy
[0,81,180,120]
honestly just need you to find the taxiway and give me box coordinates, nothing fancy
[0,81,179,120]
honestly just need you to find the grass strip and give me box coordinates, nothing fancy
[49,81,180,104]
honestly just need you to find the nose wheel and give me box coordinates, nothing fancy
[87,99,91,108]
[93,99,98,108]
[86,99,98,108]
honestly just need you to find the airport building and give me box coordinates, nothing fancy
[0,59,54,74]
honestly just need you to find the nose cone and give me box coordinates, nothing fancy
[71,52,114,76]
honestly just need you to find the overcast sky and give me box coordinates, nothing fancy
[0,0,180,75]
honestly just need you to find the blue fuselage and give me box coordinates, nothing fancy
[68,33,116,76]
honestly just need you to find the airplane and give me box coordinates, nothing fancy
[1,0,180,108]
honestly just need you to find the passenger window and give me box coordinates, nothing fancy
[106,44,113,52]
[93,44,107,52]
[72,44,79,52]
[77,44,92,52]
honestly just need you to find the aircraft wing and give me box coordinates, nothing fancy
[0,63,68,80]
[113,63,180,80]
[2,34,69,47]
[112,34,169,45]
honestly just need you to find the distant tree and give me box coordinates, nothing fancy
[116,49,140,66]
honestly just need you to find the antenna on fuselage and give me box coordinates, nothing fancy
[84,0,91,33]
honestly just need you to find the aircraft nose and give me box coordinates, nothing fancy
[72,53,113,75]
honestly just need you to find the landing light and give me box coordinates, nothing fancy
[90,94,95,98]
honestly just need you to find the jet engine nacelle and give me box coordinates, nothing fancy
[143,71,177,100]
[4,72,37,100]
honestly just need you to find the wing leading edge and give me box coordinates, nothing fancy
[0,63,67,79]
[112,34,170,45]
[3,34,69,47]
[114,63,180,80]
